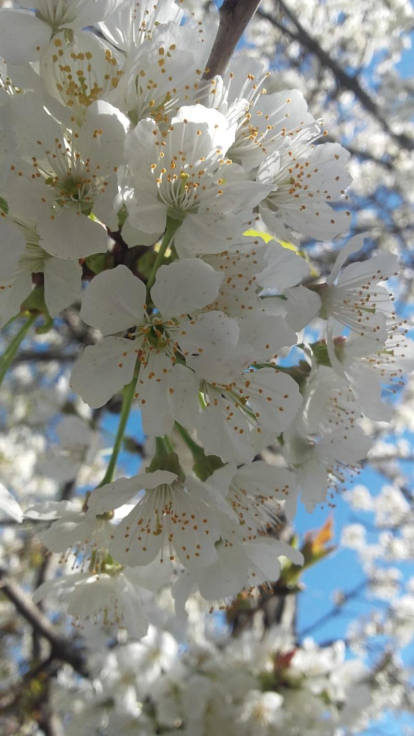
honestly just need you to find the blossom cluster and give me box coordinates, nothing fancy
[0,0,413,635]
[2,359,413,736]
[50,615,372,736]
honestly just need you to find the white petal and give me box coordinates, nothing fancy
[258,242,310,290]
[127,199,167,236]
[0,270,33,329]
[88,476,140,514]
[137,352,175,436]
[198,544,248,600]
[0,219,26,280]
[327,234,367,285]
[0,482,23,522]
[168,364,200,430]
[80,265,146,334]
[25,501,76,521]
[121,219,160,247]
[336,251,399,289]
[180,311,250,383]
[43,257,82,316]
[39,518,92,553]
[115,574,149,639]
[320,427,372,465]
[172,570,197,617]
[39,209,108,260]
[298,459,328,512]
[197,406,255,464]
[110,482,219,570]
[141,470,179,489]
[70,337,136,408]
[284,285,322,331]
[346,363,392,422]
[79,100,130,171]
[66,0,125,29]
[0,10,50,63]
[66,576,116,618]
[244,538,286,584]
[176,212,247,258]
[151,259,223,316]
[173,105,236,154]
[245,369,302,433]
[33,574,84,605]
[238,313,296,361]
[234,462,298,501]
[88,470,178,515]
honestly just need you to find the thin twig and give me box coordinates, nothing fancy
[258,2,413,151]
[0,568,87,675]
[299,579,367,638]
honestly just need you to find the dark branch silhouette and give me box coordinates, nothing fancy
[258,1,413,151]
[0,568,87,676]
[204,0,262,79]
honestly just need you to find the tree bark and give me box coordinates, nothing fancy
[203,0,262,79]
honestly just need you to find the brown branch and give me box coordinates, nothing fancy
[13,351,78,364]
[258,2,413,151]
[203,0,262,79]
[0,568,87,676]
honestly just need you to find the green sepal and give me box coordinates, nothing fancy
[118,205,128,228]
[147,451,184,479]
[310,341,331,367]
[22,286,48,314]
[0,196,8,214]
[21,287,54,332]
[193,454,225,482]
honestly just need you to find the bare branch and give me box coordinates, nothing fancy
[0,568,87,675]
[203,0,262,79]
[13,351,78,364]
[258,2,413,151]
[298,579,368,638]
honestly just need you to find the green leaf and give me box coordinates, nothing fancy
[137,250,158,278]
[85,252,114,275]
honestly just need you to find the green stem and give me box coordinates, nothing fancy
[155,435,174,456]
[0,313,37,387]
[174,422,204,462]
[98,364,139,487]
[146,218,181,297]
